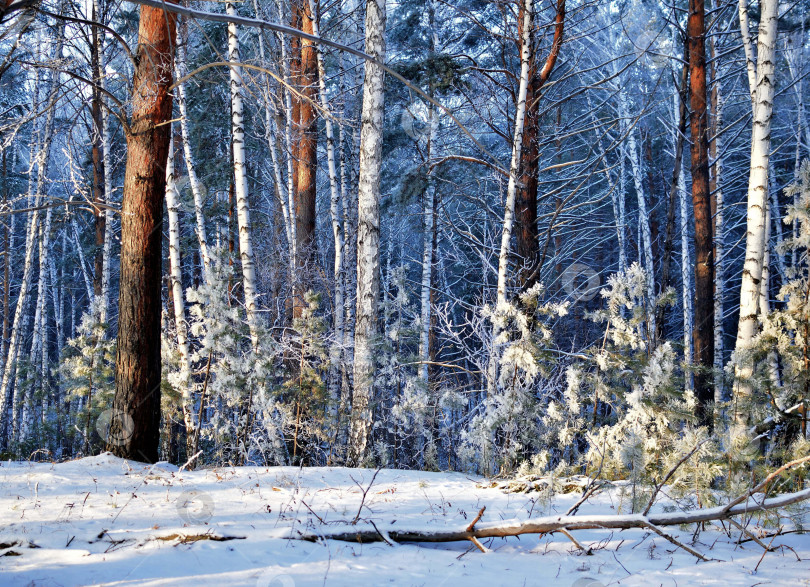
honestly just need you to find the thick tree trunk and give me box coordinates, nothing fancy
[687,0,714,426]
[733,0,778,426]
[111,2,177,463]
[350,0,386,465]
[290,0,319,318]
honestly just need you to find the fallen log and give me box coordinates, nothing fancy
[295,486,810,545]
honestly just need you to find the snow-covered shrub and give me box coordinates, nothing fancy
[544,263,721,509]
[283,290,329,463]
[460,283,567,475]
[183,254,286,466]
[58,298,115,455]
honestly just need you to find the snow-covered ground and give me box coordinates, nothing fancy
[0,454,808,586]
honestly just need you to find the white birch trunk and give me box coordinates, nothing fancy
[175,23,212,284]
[622,96,656,338]
[165,136,196,449]
[1,29,61,442]
[712,90,725,404]
[350,0,386,464]
[278,0,297,274]
[488,0,533,398]
[737,0,757,108]
[100,72,113,326]
[252,0,293,254]
[227,2,260,346]
[768,160,787,281]
[495,0,533,308]
[419,108,437,387]
[22,206,53,440]
[71,218,94,303]
[733,0,779,426]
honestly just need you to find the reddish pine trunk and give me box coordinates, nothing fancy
[111,3,176,463]
[290,0,318,317]
[515,0,565,289]
[687,0,714,426]
[516,73,540,286]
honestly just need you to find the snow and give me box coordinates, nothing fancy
[1,455,808,586]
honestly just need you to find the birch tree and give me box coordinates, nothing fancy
[174,17,211,284]
[350,0,386,465]
[733,0,778,426]
[226,1,259,346]
[165,136,195,453]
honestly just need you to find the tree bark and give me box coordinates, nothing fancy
[350,0,386,465]
[226,1,260,346]
[709,26,725,405]
[290,0,319,318]
[515,0,565,288]
[655,49,688,340]
[687,0,714,426]
[174,17,211,285]
[733,0,778,426]
[165,135,195,455]
[308,0,344,419]
[91,0,106,299]
[111,1,177,463]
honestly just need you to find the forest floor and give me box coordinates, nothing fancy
[0,454,808,586]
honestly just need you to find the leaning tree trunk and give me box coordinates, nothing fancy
[110,1,177,463]
[486,0,533,398]
[226,1,260,347]
[514,0,565,288]
[350,0,386,465]
[175,17,211,285]
[733,0,778,427]
[687,0,715,427]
